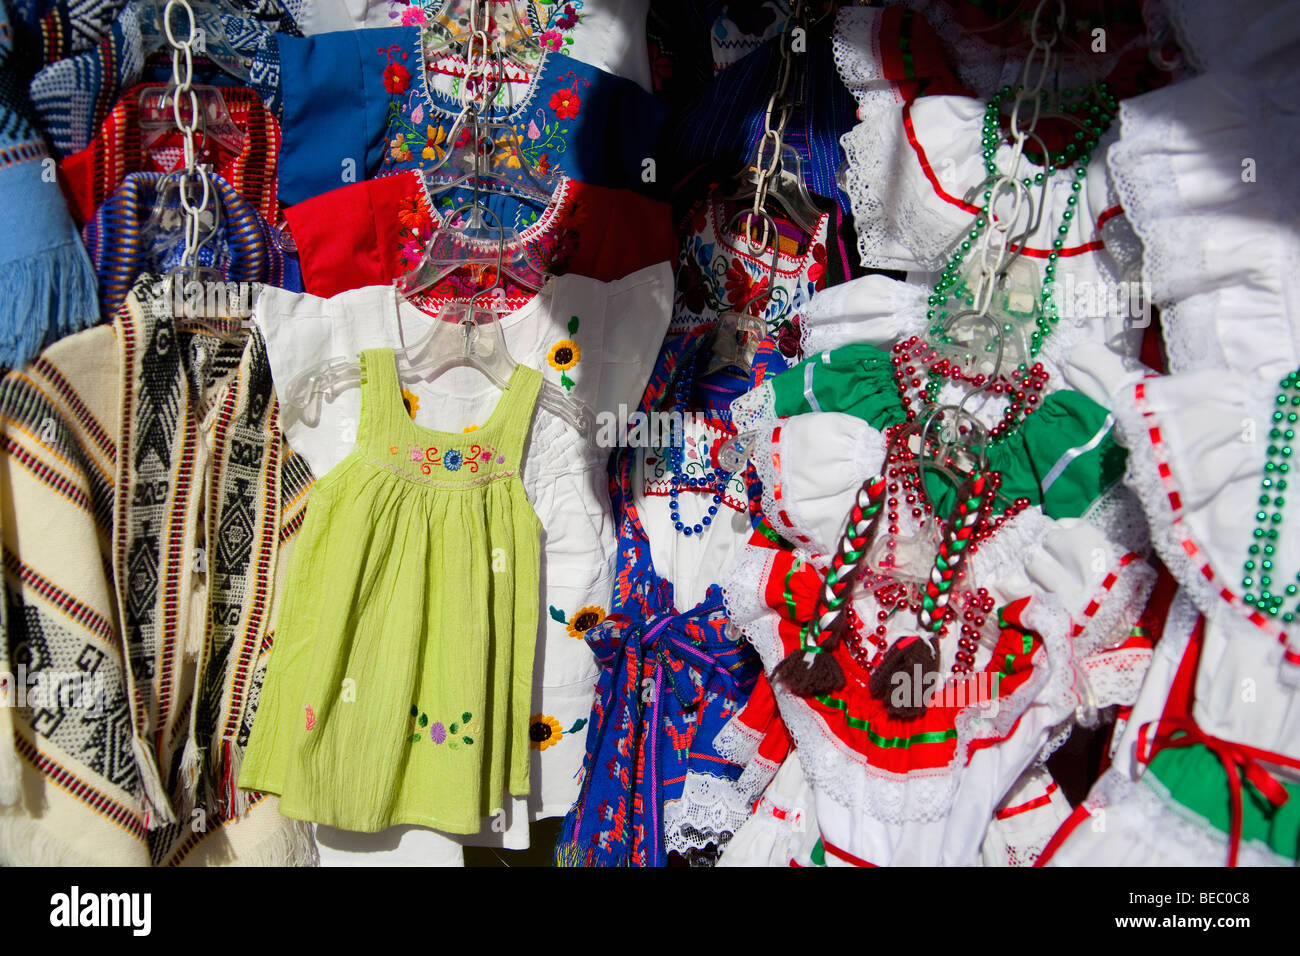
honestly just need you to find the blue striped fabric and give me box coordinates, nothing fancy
[667,25,856,211]
[82,169,301,323]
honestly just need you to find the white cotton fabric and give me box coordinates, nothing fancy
[254,263,672,862]
[749,412,884,558]
[716,756,825,868]
[979,765,1071,867]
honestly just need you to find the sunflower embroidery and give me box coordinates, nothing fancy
[401,387,420,418]
[462,424,480,433]
[529,714,563,751]
[566,605,606,639]
[547,339,580,371]
[529,713,587,751]
[546,315,581,390]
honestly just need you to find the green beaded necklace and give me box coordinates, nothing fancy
[923,83,1118,417]
[1242,368,1300,623]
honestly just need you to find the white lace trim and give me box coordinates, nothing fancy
[1082,483,1152,561]
[1082,646,1154,710]
[1108,77,1300,378]
[662,772,757,857]
[750,424,803,548]
[898,0,1152,100]
[1167,0,1300,86]
[1071,554,1157,661]
[1108,92,1222,374]
[982,767,1070,867]
[730,381,780,437]
[798,275,931,357]
[712,712,765,769]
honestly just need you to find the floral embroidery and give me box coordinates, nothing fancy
[808,242,827,290]
[549,87,581,120]
[529,714,563,750]
[670,200,827,339]
[539,28,563,51]
[552,3,581,31]
[462,424,480,433]
[400,5,426,25]
[401,387,420,418]
[389,133,413,163]
[393,441,502,475]
[570,605,605,638]
[547,339,580,372]
[549,602,607,639]
[305,704,316,731]
[724,259,769,315]
[529,713,587,750]
[380,44,412,94]
[546,315,581,390]
[397,192,433,234]
[422,124,448,162]
[409,705,481,749]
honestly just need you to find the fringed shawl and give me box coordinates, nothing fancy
[0,273,317,865]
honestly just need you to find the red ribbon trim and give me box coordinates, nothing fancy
[1136,717,1297,867]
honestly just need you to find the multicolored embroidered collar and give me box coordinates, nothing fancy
[672,195,829,339]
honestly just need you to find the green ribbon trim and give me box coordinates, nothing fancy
[900,8,915,80]
[814,695,959,748]
[754,520,791,549]
[783,558,803,625]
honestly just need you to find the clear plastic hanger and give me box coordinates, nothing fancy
[707,210,779,376]
[288,188,589,436]
[284,293,594,439]
[137,0,253,334]
[720,142,824,240]
[137,0,257,83]
[422,107,560,206]
[160,165,256,335]
[137,83,245,156]
[421,0,542,73]
[398,194,545,297]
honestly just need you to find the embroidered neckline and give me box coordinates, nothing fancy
[414,24,549,122]
[420,174,573,253]
[708,199,828,278]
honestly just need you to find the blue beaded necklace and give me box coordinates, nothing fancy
[662,340,737,538]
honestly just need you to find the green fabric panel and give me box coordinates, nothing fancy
[768,347,1125,519]
[770,344,903,425]
[1147,743,1300,861]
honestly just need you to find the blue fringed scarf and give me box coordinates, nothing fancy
[0,3,101,371]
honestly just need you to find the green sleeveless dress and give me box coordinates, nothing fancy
[240,348,543,834]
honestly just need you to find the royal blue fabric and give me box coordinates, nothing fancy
[274,26,666,208]
[667,26,856,211]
